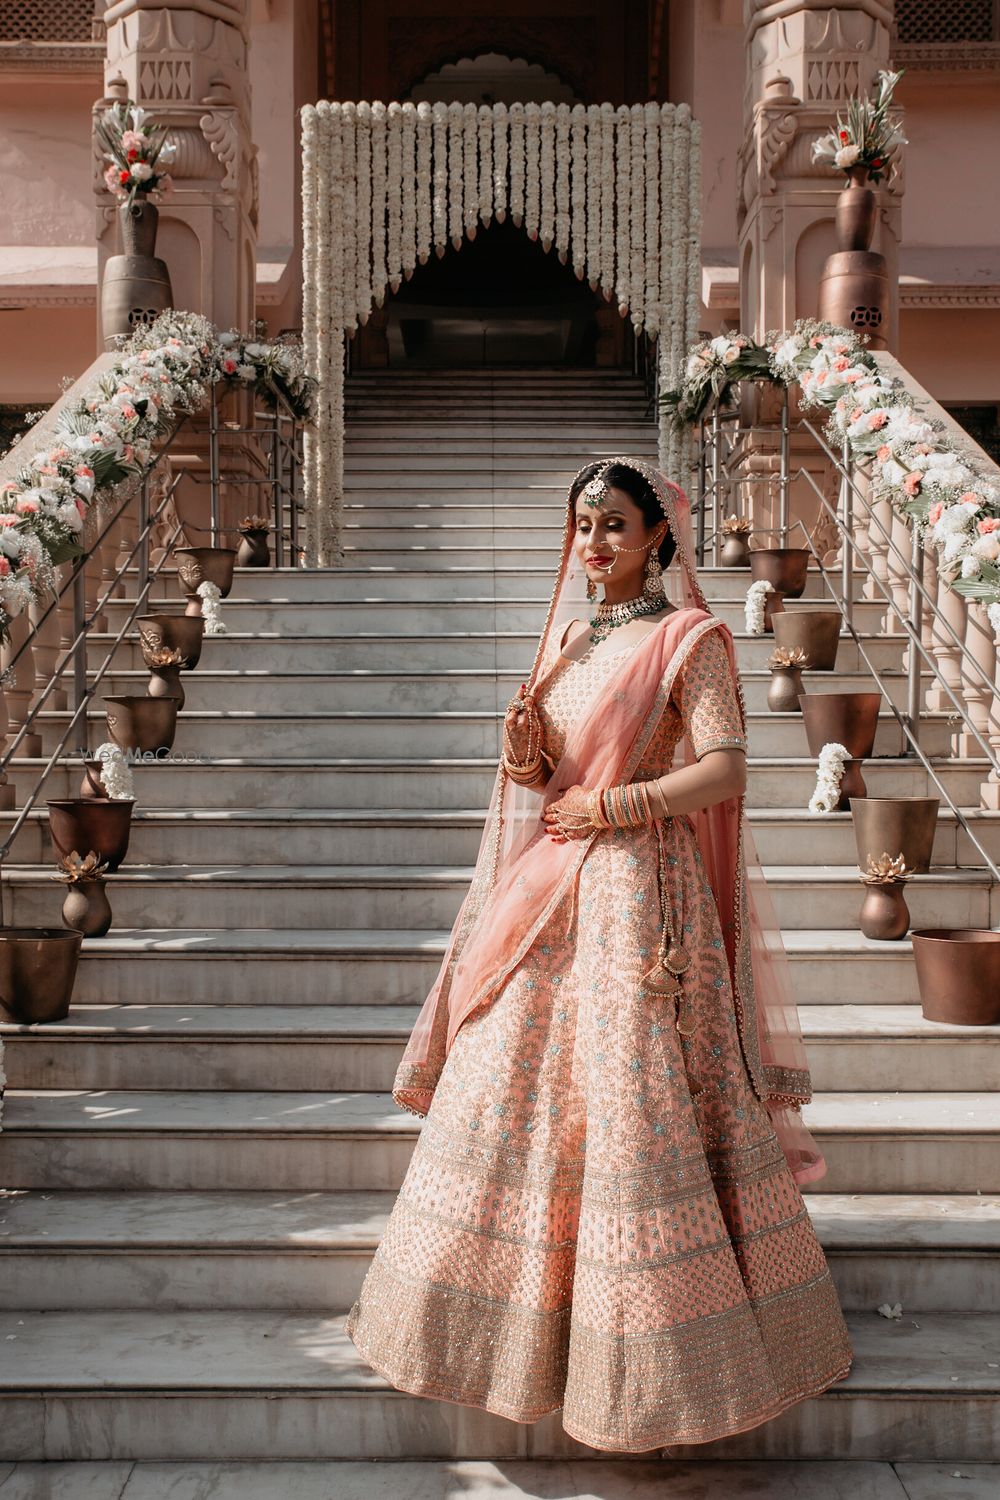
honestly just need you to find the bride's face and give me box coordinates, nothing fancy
[573,484,658,595]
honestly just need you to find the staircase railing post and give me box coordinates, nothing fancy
[779,385,790,542]
[72,562,87,728]
[907,525,923,752]
[137,473,151,609]
[209,380,221,548]
[840,436,854,633]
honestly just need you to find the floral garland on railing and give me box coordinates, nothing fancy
[0,311,315,625]
[661,318,1000,619]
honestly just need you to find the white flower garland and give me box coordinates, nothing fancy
[570,103,587,280]
[463,102,479,240]
[386,102,403,292]
[415,102,432,265]
[447,101,464,249]
[614,105,631,317]
[643,101,660,336]
[340,102,357,332]
[478,104,493,227]
[745,578,774,635]
[554,103,571,263]
[431,102,448,257]
[94,740,135,800]
[809,742,851,815]
[629,104,645,330]
[508,102,525,227]
[599,102,616,300]
[197,580,226,635]
[524,103,541,241]
[369,102,387,305]
[400,101,417,280]
[492,102,508,223]
[539,101,555,251]
[354,102,372,324]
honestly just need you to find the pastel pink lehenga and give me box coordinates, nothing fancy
[345,461,853,1453]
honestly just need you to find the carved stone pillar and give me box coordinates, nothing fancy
[94,2,258,339]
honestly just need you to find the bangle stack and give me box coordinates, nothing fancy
[589,782,654,829]
[503,690,548,785]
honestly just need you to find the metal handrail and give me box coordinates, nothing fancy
[199,379,306,565]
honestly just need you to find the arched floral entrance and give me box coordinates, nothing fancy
[301,99,703,565]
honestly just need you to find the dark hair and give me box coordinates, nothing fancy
[569,462,677,570]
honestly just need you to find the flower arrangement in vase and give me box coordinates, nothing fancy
[858,852,911,941]
[720,515,752,568]
[96,101,176,208]
[56,851,113,938]
[811,70,906,185]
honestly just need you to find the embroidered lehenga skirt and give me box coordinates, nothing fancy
[345,627,853,1452]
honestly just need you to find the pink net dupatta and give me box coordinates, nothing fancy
[392,460,826,1186]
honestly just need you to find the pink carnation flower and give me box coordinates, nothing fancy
[16,498,40,514]
[903,473,921,498]
[222,357,238,375]
[927,501,944,526]
[876,444,892,464]
[75,465,94,478]
[850,408,863,423]
[958,492,982,507]
[867,411,887,431]
[0,558,10,578]
[833,357,850,372]
[978,517,1000,534]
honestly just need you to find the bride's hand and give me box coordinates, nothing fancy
[543,784,599,841]
[503,684,538,765]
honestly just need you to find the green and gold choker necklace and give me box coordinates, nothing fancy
[589,592,667,645]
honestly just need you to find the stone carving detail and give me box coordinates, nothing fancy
[138,57,193,99]
[200,109,240,191]
[759,108,798,194]
[805,57,860,99]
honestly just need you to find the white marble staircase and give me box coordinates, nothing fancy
[1,367,999,1469]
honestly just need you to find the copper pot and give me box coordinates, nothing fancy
[0,928,83,1023]
[749,548,810,600]
[768,666,804,713]
[911,929,1000,1025]
[173,547,236,618]
[772,608,842,671]
[850,797,940,876]
[817,171,888,350]
[137,614,205,670]
[62,879,113,939]
[237,529,271,568]
[104,696,177,754]
[720,534,751,568]
[799,692,881,760]
[80,761,108,799]
[147,665,185,710]
[47,798,134,873]
[101,200,173,350]
[859,883,910,941]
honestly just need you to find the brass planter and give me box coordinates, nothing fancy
[237,529,271,567]
[911,929,1000,1025]
[850,797,940,876]
[749,548,810,600]
[768,666,804,713]
[46,798,134,873]
[772,608,842,671]
[104,696,177,754]
[817,174,888,350]
[859,884,910,942]
[720,535,751,568]
[147,665,185,710]
[173,547,236,618]
[0,928,83,1024]
[101,200,173,350]
[800,692,881,760]
[137,615,205,670]
[62,879,113,939]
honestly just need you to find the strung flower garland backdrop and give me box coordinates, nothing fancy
[300,99,703,566]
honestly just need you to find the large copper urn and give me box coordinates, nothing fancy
[101,199,173,349]
[817,169,888,349]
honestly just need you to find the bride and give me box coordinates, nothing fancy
[345,456,853,1452]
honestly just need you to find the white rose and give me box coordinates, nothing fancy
[972,534,1000,562]
[57,501,84,534]
[0,528,23,559]
[880,458,906,487]
[72,474,95,501]
[834,144,862,169]
[943,532,972,563]
[130,161,154,183]
[961,554,981,578]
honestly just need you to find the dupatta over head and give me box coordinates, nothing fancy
[394,457,826,1186]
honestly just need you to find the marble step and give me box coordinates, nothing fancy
[2,1088,999,1193]
[6,1461,992,1499]
[9,804,996,869]
[39,707,933,762]
[84,630,910,675]
[1,1189,997,1316]
[55,926,926,1008]
[5,1005,998,1096]
[84,665,921,717]
[12,756,990,813]
[0,1308,997,1460]
[4,861,994,932]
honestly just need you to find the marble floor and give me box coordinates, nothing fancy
[0,1462,998,1500]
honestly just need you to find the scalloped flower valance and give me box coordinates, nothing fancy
[300,99,703,566]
